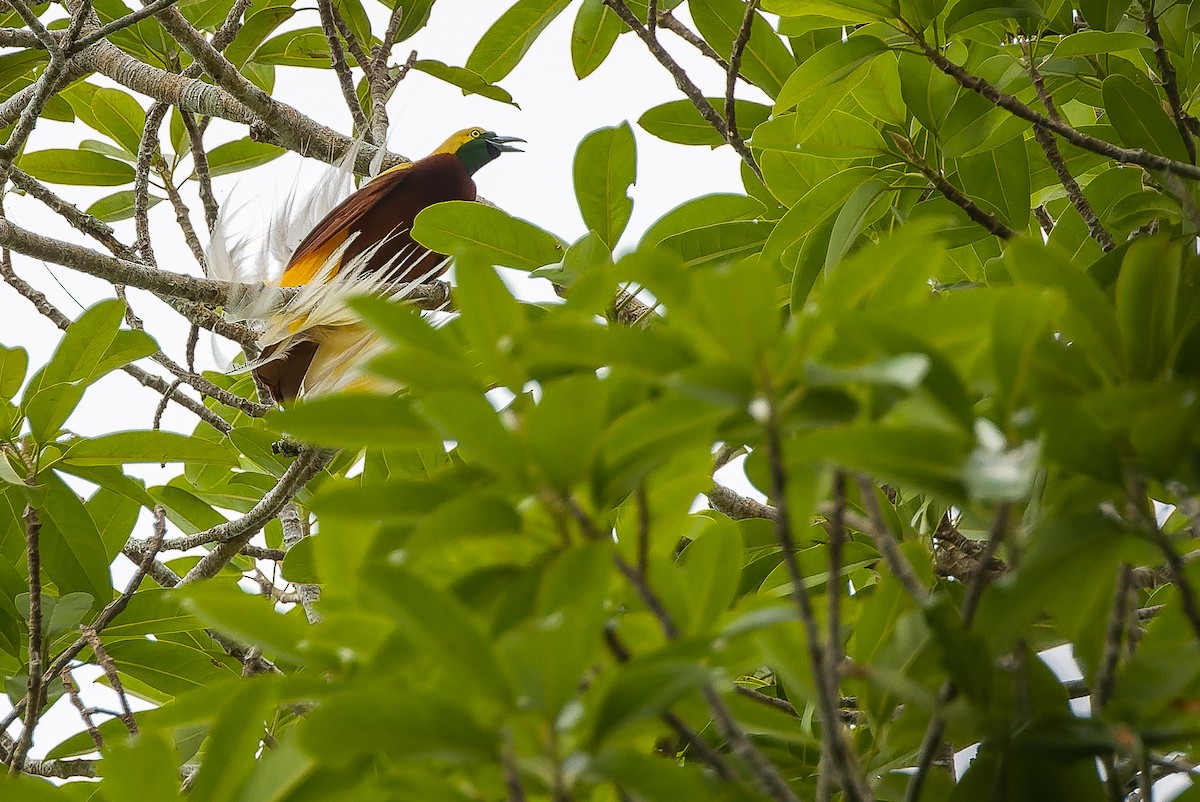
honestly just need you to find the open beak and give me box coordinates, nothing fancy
[485,133,525,153]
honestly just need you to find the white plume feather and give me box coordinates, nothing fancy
[205,142,447,400]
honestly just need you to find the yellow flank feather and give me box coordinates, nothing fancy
[279,228,349,287]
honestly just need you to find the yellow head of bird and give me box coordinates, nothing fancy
[433,127,524,175]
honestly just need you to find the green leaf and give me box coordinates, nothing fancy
[641,194,763,250]
[593,657,712,743]
[571,0,622,79]
[253,28,331,67]
[87,87,146,155]
[205,138,285,177]
[526,373,607,490]
[269,394,440,449]
[639,98,769,147]
[657,220,770,267]
[944,0,1043,33]
[573,122,636,248]
[774,35,888,114]
[681,519,742,633]
[411,60,517,106]
[0,346,27,401]
[86,486,140,561]
[153,484,226,535]
[412,201,563,270]
[180,584,309,664]
[369,568,514,705]
[758,166,875,269]
[391,0,436,42]
[413,390,524,478]
[300,683,496,766]
[1101,74,1191,164]
[38,472,111,606]
[32,299,145,388]
[950,134,1030,231]
[793,425,970,501]
[1051,30,1152,57]
[86,190,164,223]
[465,0,573,82]
[18,149,134,186]
[965,420,1040,502]
[1078,0,1132,31]
[690,0,796,97]
[62,430,238,467]
[1116,235,1183,380]
[593,748,714,802]
[225,6,295,67]
[100,731,182,802]
[23,382,85,444]
[187,680,280,802]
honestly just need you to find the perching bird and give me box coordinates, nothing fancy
[210,128,523,404]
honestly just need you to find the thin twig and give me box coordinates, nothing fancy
[81,629,138,735]
[1142,1,1195,164]
[9,168,136,259]
[889,133,1015,240]
[281,502,320,623]
[762,394,872,802]
[134,102,171,266]
[9,503,43,774]
[854,477,929,603]
[70,0,180,54]
[316,0,370,137]
[725,0,758,154]
[906,504,1010,802]
[1024,47,1115,250]
[178,109,219,234]
[0,256,235,432]
[603,0,761,180]
[180,447,337,584]
[657,11,730,71]
[910,31,1200,182]
[1092,565,1133,712]
[604,624,738,783]
[61,669,104,750]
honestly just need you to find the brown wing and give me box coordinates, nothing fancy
[280,153,476,288]
[280,163,415,287]
[261,153,478,403]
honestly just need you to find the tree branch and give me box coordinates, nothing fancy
[603,0,761,180]
[911,32,1200,182]
[889,133,1015,240]
[1142,1,1196,164]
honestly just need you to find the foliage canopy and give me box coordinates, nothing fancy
[0,0,1199,800]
